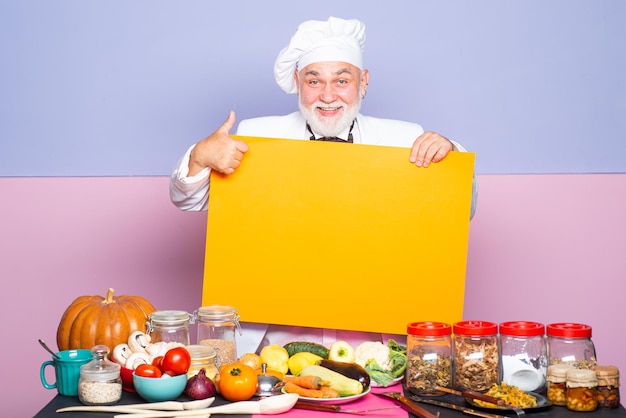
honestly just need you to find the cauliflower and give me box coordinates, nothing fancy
[355,341,392,371]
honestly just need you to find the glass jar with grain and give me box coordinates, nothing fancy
[453,320,500,392]
[546,322,596,369]
[195,305,241,369]
[594,365,620,409]
[566,368,598,412]
[406,321,452,395]
[78,345,122,406]
[547,363,574,406]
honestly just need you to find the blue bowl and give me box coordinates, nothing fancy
[132,373,187,402]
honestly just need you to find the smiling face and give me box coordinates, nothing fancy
[295,61,369,137]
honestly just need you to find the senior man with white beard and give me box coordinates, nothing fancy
[170,17,477,354]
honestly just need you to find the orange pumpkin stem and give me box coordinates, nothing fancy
[104,288,115,304]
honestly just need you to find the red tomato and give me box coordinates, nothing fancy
[135,363,162,378]
[219,363,258,401]
[152,355,164,370]
[161,347,191,376]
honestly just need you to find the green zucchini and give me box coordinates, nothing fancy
[283,341,329,359]
[300,365,364,396]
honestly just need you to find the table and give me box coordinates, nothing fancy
[36,388,626,418]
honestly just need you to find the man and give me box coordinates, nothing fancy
[170,16,477,216]
[170,17,477,354]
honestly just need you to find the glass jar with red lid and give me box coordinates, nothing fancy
[499,321,547,392]
[453,320,500,392]
[406,321,452,395]
[546,323,596,370]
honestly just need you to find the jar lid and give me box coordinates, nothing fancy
[407,321,451,336]
[566,368,597,384]
[594,365,619,378]
[548,364,575,379]
[81,345,120,381]
[149,310,190,325]
[186,344,217,360]
[546,322,592,338]
[453,320,498,336]
[197,305,238,321]
[499,321,545,337]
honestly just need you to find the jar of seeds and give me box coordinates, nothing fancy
[453,320,500,392]
[195,305,241,369]
[406,321,452,395]
[546,323,596,369]
[78,345,122,405]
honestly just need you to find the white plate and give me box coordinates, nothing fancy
[282,386,371,405]
[370,376,403,388]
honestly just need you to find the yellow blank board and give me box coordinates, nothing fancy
[203,136,475,335]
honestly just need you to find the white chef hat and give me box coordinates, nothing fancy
[274,17,366,94]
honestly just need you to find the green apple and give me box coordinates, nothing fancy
[328,340,356,363]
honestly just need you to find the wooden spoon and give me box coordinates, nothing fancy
[113,394,299,417]
[57,398,215,413]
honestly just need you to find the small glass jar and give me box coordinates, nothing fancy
[147,310,193,345]
[594,365,620,409]
[195,305,241,369]
[406,321,452,395]
[499,321,547,392]
[547,364,574,406]
[78,345,122,406]
[453,320,500,392]
[566,368,598,412]
[546,323,596,369]
[186,344,219,381]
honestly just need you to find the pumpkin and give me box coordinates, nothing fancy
[56,287,156,352]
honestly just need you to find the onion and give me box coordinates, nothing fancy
[185,368,217,400]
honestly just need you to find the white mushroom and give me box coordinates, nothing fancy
[146,341,168,358]
[125,351,151,370]
[127,331,151,353]
[112,343,132,366]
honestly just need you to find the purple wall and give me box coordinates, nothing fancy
[2,174,625,416]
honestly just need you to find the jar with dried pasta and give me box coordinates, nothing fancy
[453,320,500,392]
[594,365,620,409]
[546,322,596,369]
[194,305,241,369]
[406,321,452,395]
[547,363,574,406]
[566,368,598,412]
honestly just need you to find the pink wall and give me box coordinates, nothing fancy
[1,174,624,416]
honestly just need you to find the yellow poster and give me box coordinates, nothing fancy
[203,137,474,335]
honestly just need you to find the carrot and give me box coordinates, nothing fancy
[283,381,338,398]
[319,386,340,398]
[284,375,325,389]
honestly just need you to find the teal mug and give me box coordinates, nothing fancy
[40,349,93,396]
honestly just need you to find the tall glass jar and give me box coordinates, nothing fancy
[78,345,122,406]
[453,320,500,392]
[594,365,620,409]
[146,310,193,345]
[406,321,452,395]
[499,321,547,392]
[547,363,574,406]
[195,305,241,369]
[566,368,598,412]
[546,323,596,369]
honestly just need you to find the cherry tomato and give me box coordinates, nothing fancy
[218,363,258,401]
[161,347,191,376]
[135,363,162,378]
[152,355,164,370]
